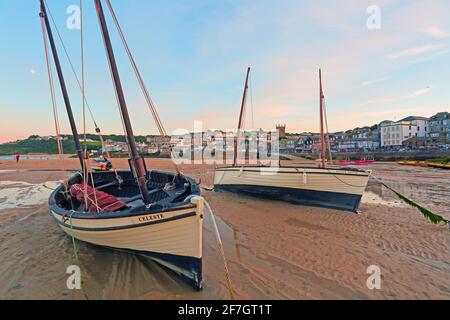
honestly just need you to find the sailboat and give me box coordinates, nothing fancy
[214,68,371,212]
[41,0,204,289]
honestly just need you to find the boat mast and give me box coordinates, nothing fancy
[39,0,84,170]
[234,67,251,167]
[95,0,151,204]
[319,69,326,168]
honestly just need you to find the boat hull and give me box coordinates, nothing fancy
[51,203,204,289]
[49,170,205,289]
[214,167,370,212]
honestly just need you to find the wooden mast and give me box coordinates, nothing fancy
[319,69,326,168]
[39,0,84,170]
[95,0,151,204]
[234,67,251,167]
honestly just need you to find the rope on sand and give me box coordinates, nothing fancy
[68,211,90,300]
[372,175,449,228]
[202,198,236,300]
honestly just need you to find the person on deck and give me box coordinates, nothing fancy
[15,154,20,163]
[102,154,113,171]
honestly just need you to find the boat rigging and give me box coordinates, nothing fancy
[41,0,205,289]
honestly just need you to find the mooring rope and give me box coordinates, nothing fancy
[328,169,371,188]
[202,199,236,300]
[372,175,449,227]
[68,211,90,300]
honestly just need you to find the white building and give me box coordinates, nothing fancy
[380,120,417,147]
[380,116,429,148]
[400,116,429,138]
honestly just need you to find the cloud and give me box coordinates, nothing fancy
[409,86,432,98]
[360,76,391,87]
[387,44,444,59]
[331,105,444,129]
[30,69,36,75]
[362,87,432,107]
[423,26,448,39]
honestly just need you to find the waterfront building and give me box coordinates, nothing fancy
[400,116,429,137]
[428,112,450,143]
[380,120,421,148]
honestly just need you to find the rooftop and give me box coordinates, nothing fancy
[400,116,429,121]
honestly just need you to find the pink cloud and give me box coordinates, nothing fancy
[423,27,448,39]
[388,45,444,59]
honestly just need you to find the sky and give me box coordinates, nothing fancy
[0,0,449,143]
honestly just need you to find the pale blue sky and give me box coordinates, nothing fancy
[1,0,449,142]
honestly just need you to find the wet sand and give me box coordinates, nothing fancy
[0,159,449,300]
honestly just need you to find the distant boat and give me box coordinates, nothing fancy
[214,68,371,212]
[397,161,429,167]
[340,159,375,166]
[354,159,375,165]
[339,160,352,165]
[427,163,450,170]
[41,0,204,289]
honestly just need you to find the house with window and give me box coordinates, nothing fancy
[380,120,419,148]
[400,116,429,137]
[428,112,450,143]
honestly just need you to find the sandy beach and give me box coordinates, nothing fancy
[0,158,449,300]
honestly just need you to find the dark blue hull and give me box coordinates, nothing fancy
[110,247,202,290]
[137,251,202,290]
[215,184,362,213]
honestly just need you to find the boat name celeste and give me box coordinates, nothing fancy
[138,213,164,222]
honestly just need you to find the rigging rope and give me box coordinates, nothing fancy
[249,70,255,129]
[80,0,89,209]
[105,0,185,175]
[95,1,132,154]
[45,1,98,128]
[45,0,121,181]
[41,8,89,299]
[40,8,68,193]
[105,0,167,137]
[323,99,333,163]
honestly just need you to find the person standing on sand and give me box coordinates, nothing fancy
[15,154,20,163]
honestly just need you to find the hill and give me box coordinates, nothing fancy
[0,134,147,155]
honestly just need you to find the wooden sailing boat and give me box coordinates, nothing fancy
[214,68,371,212]
[41,0,204,289]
